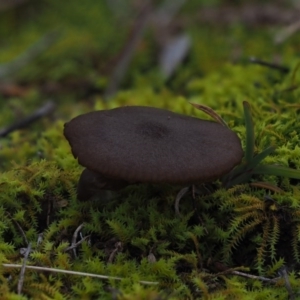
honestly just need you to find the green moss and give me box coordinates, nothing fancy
[1,1,300,299]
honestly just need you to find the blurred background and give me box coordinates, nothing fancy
[0,0,300,137]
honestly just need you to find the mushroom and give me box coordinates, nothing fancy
[64,106,243,200]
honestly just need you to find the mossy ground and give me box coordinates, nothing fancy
[0,1,300,299]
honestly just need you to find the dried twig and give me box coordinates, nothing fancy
[148,252,157,264]
[0,100,56,137]
[71,223,85,247]
[64,235,90,253]
[3,263,159,285]
[104,3,153,100]
[17,243,32,295]
[231,270,279,283]
[69,223,85,257]
[108,242,123,263]
[37,233,43,247]
[249,57,289,73]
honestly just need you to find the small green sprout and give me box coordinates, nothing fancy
[191,101,300,190]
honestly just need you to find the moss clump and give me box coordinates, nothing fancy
[1,96,300,298]
[1,1,300,299]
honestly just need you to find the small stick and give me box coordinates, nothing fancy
[64,235,90,253]
[231,270,279,283]
[0,100,55,137]
[70,223,84,257]
[37,233,43,247]
[17,243,32,295]
[249,57,289,73]
[108,242,123,264]
[3,263,158,285]
[104,3,152,100]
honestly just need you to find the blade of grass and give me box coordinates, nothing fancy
[223,146,275,188]
[222,164,251,188]
[253,165,300,179]
[248,146,276,169]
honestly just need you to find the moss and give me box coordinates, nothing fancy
[1,1,300,299]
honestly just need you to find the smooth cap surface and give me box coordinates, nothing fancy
[64,106,243,184]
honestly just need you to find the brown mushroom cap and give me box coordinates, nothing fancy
[64,106,243,184]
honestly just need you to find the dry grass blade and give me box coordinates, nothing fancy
[3,264,158,285]
[189,102,228,127]
[108,242,123,263]
[250,182,284,193]
[64,235,90,253]
[231,270,279,283]
[70,223,84,257]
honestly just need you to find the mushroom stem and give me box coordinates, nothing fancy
[77,168,130,201]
